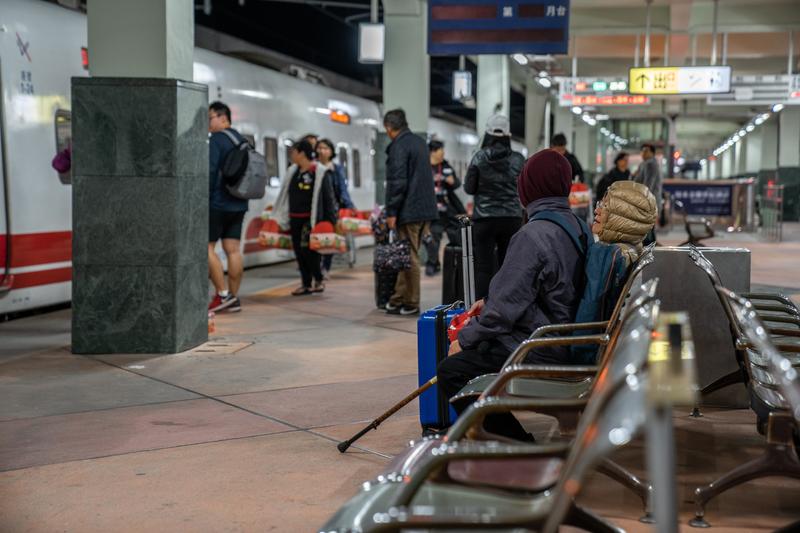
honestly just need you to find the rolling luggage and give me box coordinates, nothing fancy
[417,217,475,429]
[441,244,463,305]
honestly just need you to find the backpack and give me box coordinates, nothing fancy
[219,130,268,200]
[531,211,631,364]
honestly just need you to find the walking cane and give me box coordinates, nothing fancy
[337,377,438,453]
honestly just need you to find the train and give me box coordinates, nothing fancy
[0,0,524,315]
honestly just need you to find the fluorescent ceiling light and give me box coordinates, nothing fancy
[537,77,552,88]
[772,103,785,112]
[512,54,528,65]
[572,106,582,115]
[746,124,755,132]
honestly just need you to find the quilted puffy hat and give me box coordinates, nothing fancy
[595,180,657,245]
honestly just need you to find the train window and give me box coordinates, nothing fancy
[54,110,72,185]
[338,147,349,178]
[242,133,256,149]
[263,137,280,187]
[352,149,361,188]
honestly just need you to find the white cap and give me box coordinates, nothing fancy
[485,114,511,136]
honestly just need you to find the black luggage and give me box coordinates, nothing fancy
[374,270,398,309]
[441,245,463,305]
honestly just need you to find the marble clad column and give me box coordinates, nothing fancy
[72,0,206,353]
[71,79,209,354]
[477,55,510,133]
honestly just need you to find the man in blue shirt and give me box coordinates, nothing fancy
[208,101,248,313]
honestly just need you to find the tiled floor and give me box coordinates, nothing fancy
[1,235,799,531]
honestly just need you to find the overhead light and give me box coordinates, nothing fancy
[538,70,548,78]
[772,103,785,112]
[512,53,528,65]
[746,124,755,132]
[230,89,272,100]
[600,127,609,134]
[738,129,746,137]
[537,77,552,88]
[754,116,765,125]
[572,106,582,115]
[595,114,609,120]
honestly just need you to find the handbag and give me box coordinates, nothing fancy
[258,219,292,250]
[373,230,412,272]
[309,221,348,254]
[336,208,372,236]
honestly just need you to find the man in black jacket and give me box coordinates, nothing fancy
[383,109,438,315]
[551,133,584,183]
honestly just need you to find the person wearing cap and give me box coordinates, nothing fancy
[463,114,526,300]
[438,149,590,442]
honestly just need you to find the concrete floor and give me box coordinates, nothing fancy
[1,230,799,532]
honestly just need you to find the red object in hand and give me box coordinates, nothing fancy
[447,307,480,343]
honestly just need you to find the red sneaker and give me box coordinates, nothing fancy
[208,294,223,311]
[209,293,235,312]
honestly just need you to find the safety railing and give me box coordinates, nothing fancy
[759,184,784,242]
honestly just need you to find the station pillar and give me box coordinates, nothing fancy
[382,0,429,133]
[72,0,208,354]
[744,130,762,175]
[524,83,548,155]
[778,107,800,220]
[552,105,574,151]
[476,55,510,133]
[573,123,596,184]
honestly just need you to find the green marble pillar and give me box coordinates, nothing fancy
[71,78,208,354]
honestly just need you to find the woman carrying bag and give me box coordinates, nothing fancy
[273,140,338,295]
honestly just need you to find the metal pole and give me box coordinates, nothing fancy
[635,33,641,68]
[370,0,378,23]
[664,31,670,66]
[711,0,719,66]
[722,32,728,65]
[789,31,795,77]
[544,99,552,149]
[644,0,653,67]
[647,405,679,533]
[459,55,465,71]
[691,33,697,65]
[571,35,578,80]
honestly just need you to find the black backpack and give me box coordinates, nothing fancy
[219,130,268,200]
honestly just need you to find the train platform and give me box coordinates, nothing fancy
[2,230,800,532]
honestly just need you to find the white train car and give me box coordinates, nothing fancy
[0,0,523,315]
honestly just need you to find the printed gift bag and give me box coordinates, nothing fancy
[258,219,292,250]
[336,208,372,236]
[309,221,347,254]
[568,181,591,210]
[373,230,411,272]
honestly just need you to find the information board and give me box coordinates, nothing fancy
[629,66,731,95]
[664,183,733,216]
[428,0,570,56]
[557,76,650,106]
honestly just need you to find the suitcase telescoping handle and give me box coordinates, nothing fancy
[456,215,476,309]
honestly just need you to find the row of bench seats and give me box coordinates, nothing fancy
[320,246,800,531]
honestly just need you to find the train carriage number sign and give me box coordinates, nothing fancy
[428,1,570,56]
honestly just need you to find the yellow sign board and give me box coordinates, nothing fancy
[629,66,732,95]
[629,67,680,94]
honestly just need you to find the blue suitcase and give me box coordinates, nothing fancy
[417,304,463,429]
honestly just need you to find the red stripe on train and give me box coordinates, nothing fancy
[9,267,72,289]
[0,231,72,268]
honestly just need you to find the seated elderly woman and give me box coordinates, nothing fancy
[437,152,656,441]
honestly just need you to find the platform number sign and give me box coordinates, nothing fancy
[428,1,570,56]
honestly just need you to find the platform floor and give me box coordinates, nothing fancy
[1,228,800,532]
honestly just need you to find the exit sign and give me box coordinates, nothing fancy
[428,1,570,56]
[629,66,732,95]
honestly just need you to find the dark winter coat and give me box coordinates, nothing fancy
[595,167,630,204]
[458,196,588,362]
[564,150,584,183]
[433,159,466,218]
[464,142,526,220]
[384,129,438,225]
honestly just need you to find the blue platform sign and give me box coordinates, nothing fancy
[428,0,570,56]
[664,183,733,216]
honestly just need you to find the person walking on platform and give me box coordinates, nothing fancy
[633,143,663,245]
[207,101,248,313]
[273,140,338,296]
[316,138,355,279]
[425,140,466,276]
[595,151,630,205]
[550,133,584,183]
[382,109,437,316]
[438,149,587,442]
[464,114,525,300]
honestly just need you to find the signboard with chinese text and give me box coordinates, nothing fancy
[629,66,731,95]
[664,183,732,216]
[707,74,795,106]
[428,0,570,56]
